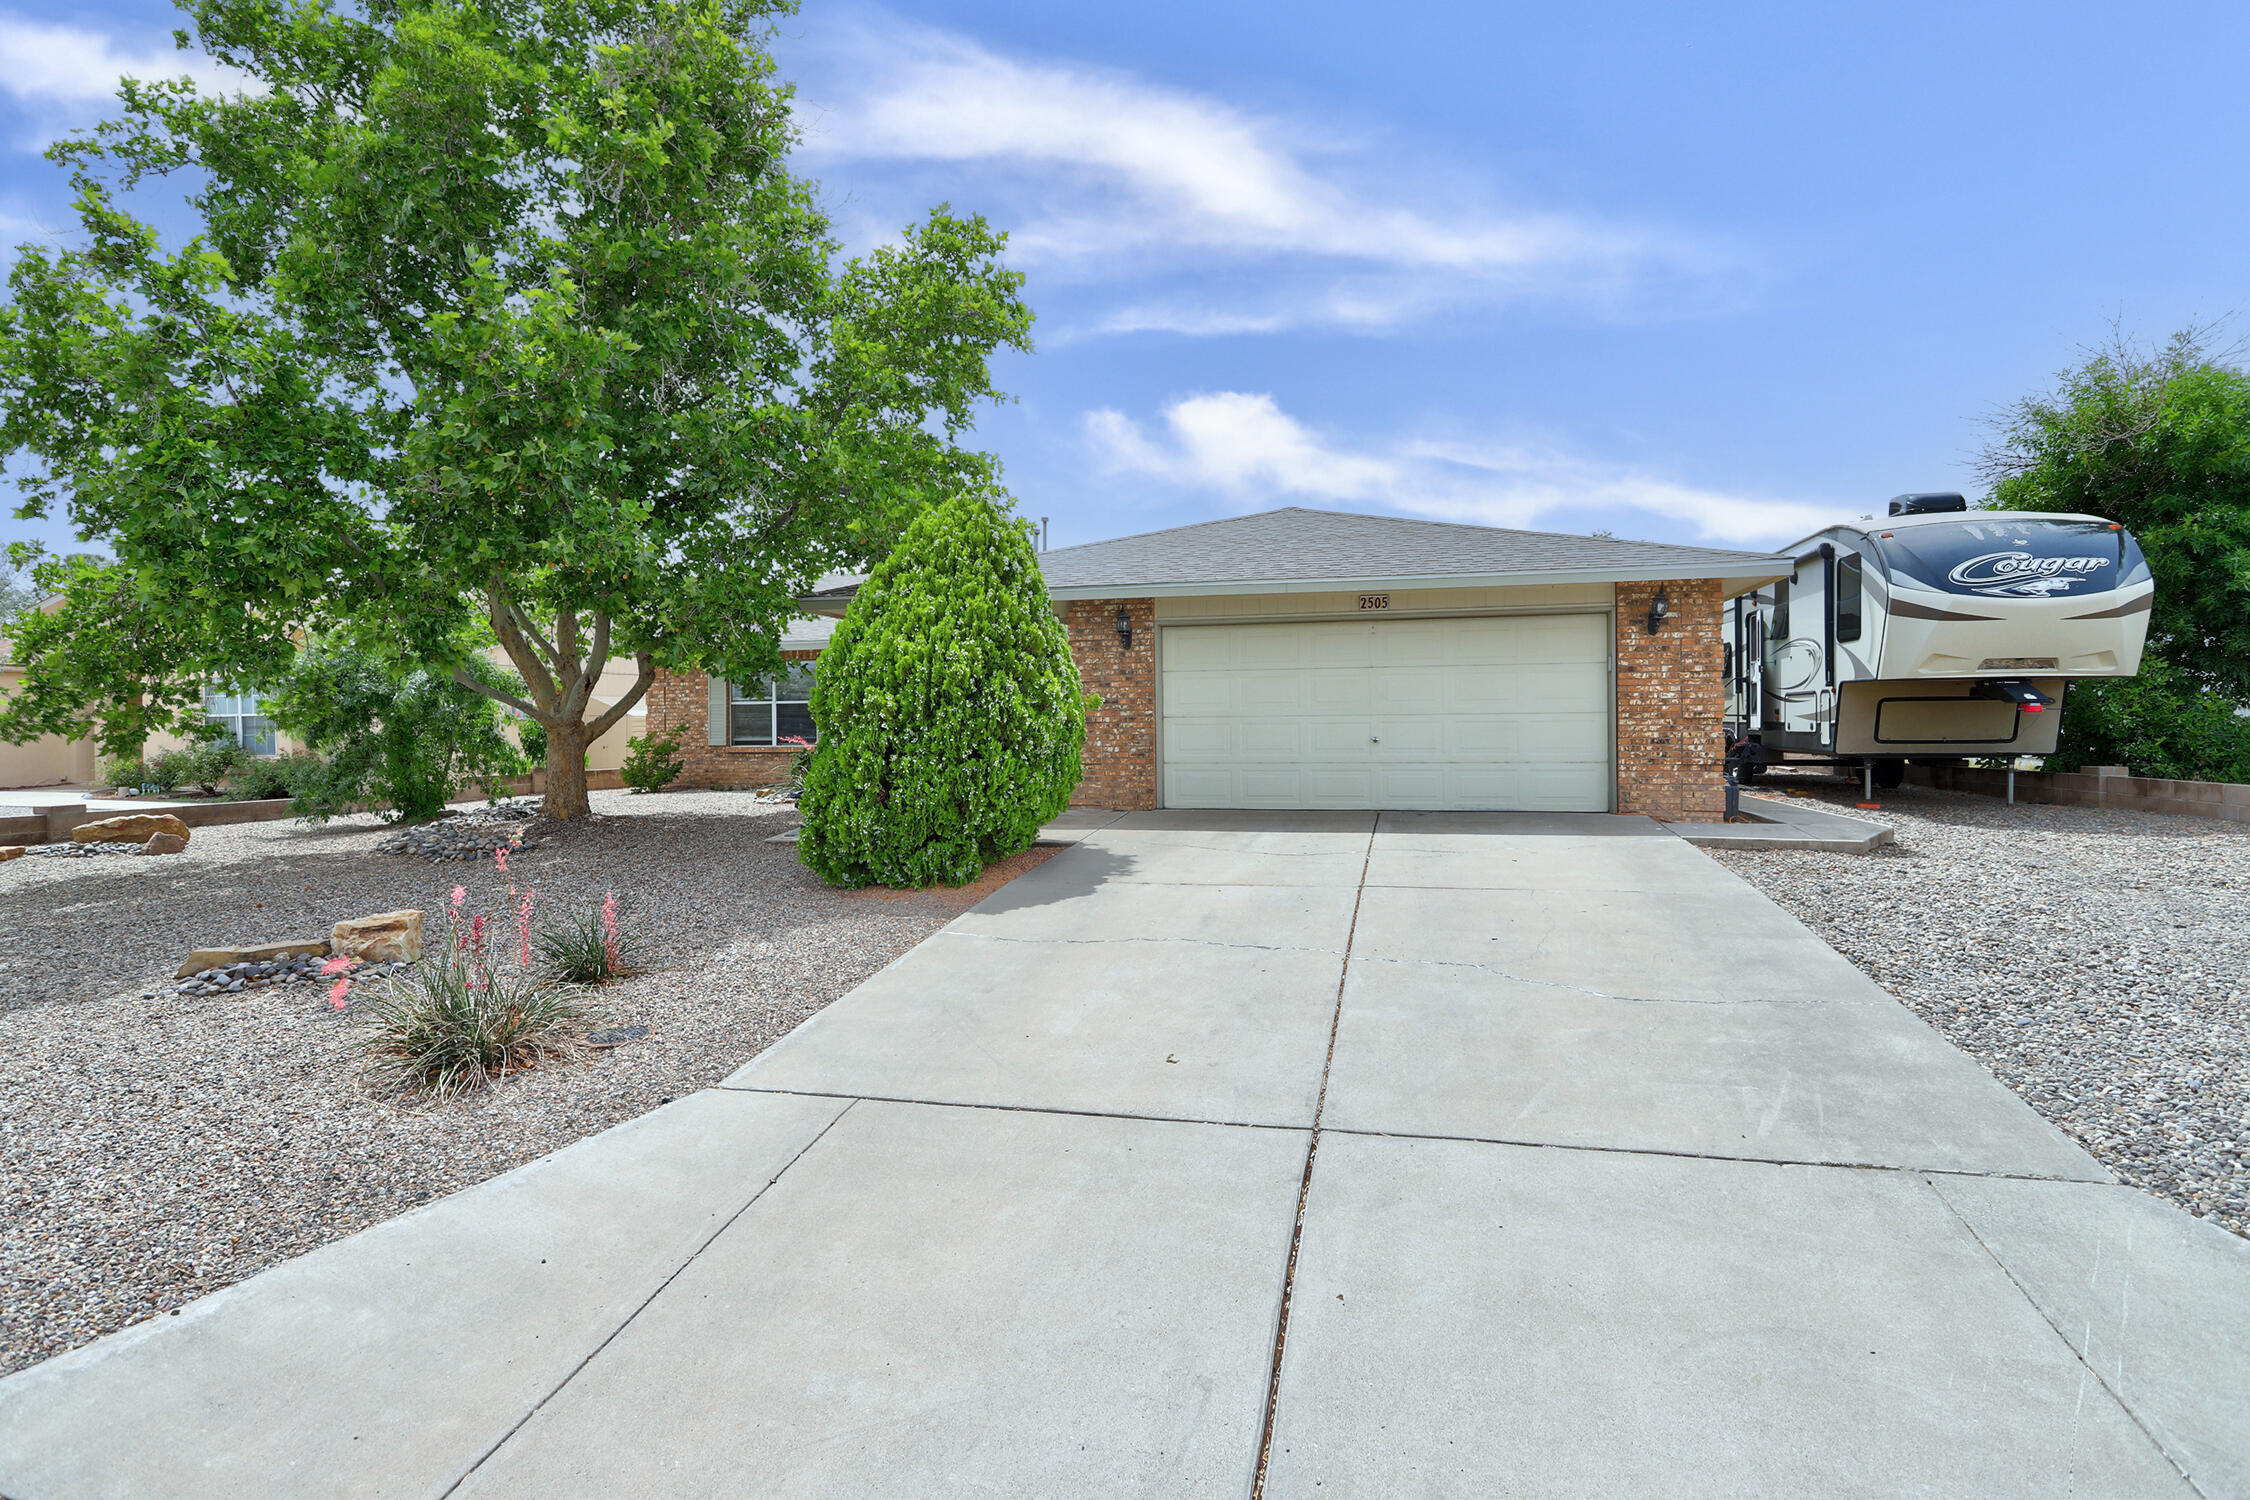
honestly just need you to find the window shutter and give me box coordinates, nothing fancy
[706,675,728,747]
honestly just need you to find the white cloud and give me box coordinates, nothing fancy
[790,10,1747,335]
[1085,392,1837,546]
[0,16,253,109]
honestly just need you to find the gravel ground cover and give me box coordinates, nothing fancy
[1711,773,2249,1238]
[0,790,1056,1376]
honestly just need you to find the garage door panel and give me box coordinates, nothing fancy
[1305,720,1375,758]
[1161,616,1612,812]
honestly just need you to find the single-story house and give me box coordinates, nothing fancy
[644,507,1790,820]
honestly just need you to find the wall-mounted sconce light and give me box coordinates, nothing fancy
[1645,590,1672,635]
[1115,606,1133,650]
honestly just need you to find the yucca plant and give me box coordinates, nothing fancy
[353,960,599,1100]
[535,894,637,984]
[347,857,601,1099]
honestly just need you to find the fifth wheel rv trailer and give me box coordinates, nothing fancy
[1725,492,2152,790]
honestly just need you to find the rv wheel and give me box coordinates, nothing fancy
[1872,761,1905,790]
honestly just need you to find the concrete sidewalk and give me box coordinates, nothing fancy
[4,811,2246,1498]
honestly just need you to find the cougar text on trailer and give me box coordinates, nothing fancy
[1724,493,2153,792]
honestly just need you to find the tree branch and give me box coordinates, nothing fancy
[452,666,541,719]
[584,651,654,742]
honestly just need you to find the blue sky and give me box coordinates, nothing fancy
[1,0,2245,558]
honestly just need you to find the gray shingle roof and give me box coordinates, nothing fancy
[799,506,1788,610]
[1036,507,1785,596]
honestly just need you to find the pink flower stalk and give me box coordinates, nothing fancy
[470,913,487,953]
[494,846,509,876]
[328,978,351,1010]
[601,892,621,974]
[320,955,357,977]
[517,887,535,970]
[449,884,466,919]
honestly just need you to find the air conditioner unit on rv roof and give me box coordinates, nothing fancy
[1888,492,1968,516]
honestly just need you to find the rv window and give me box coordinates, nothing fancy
[1836,555,1864,642]
[1771,580,1790,639]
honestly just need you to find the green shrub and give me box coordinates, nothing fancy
[98,752,155,792]
[797,489,1091,888]
[149,724,247,795]
[225,750,323,802]
[267,636,524,821]
[619,725,685,793]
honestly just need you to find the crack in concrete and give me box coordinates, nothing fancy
[1352,952,1806,1007]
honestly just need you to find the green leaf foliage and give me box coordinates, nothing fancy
[0,0,1031,812]
[1980,327,2250,781]
[266,635,524,821]
[619,724,685,791]
[797,491,1089,888]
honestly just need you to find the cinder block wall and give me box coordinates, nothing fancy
[1064,598,1158,810]
[644,651,822,791]
[1614,579,1727,820]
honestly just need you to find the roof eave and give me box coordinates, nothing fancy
[1045,562,1790,599]
[797,561,1790,616]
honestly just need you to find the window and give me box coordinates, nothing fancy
[205,685,276,755]
[1835,555,1864,643]
[728,662,818,746]
[1771,579,1791,640]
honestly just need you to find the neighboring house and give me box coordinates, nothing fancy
[643,507,1788,820]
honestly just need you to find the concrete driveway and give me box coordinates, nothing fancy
[4,811,2246,1498]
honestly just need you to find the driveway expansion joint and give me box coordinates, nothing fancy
[1922,1174,2209,1497]
[1353,952,1808,1006]
[1319,1123,2116,1185]
[718,1083,1315,1135]
[940,930,1344,957]
[434,1098,858,1499]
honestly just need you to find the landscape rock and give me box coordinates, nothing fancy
[71,813,190,845]
[0,846,21,862]
[373,797,544,862]
[136,832,189,856]
[176,940,334,981]
[331,909,425,964]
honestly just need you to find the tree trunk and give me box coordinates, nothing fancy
[544,719,591,820]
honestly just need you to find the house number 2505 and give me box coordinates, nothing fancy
[1358,594,1390,611]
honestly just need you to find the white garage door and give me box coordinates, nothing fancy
[1160,614,1613,812]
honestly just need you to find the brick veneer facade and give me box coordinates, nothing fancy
[648,584,1730,817]
[1064,598,1159,810]
[1613,578,1728,819]
[644,649,824,791]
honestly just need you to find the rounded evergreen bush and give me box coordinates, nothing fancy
[798,490,1090,888]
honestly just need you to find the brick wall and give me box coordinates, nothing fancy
[1614,579,1727,820]
[1064,598,1158,810]
[644,651,823,792]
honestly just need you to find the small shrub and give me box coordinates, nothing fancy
[777,737,815,799]
[535,894,636,983]
[226,750,322,801]
[620,725,685,793]
[149,727,247,796]
[98,752,155,793]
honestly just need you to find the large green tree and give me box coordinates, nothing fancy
[0,0,1031,815]
[1981,326,2250,780]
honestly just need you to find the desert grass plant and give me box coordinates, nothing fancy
[535,894,638,984]
[348,858,601,1100]
[620,726,686,793]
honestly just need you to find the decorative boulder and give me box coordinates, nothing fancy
[136,832,189,856]
[331,910,424,964]
[175,939,332,980]
[72,813,191,845]
[0,846,21,862]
